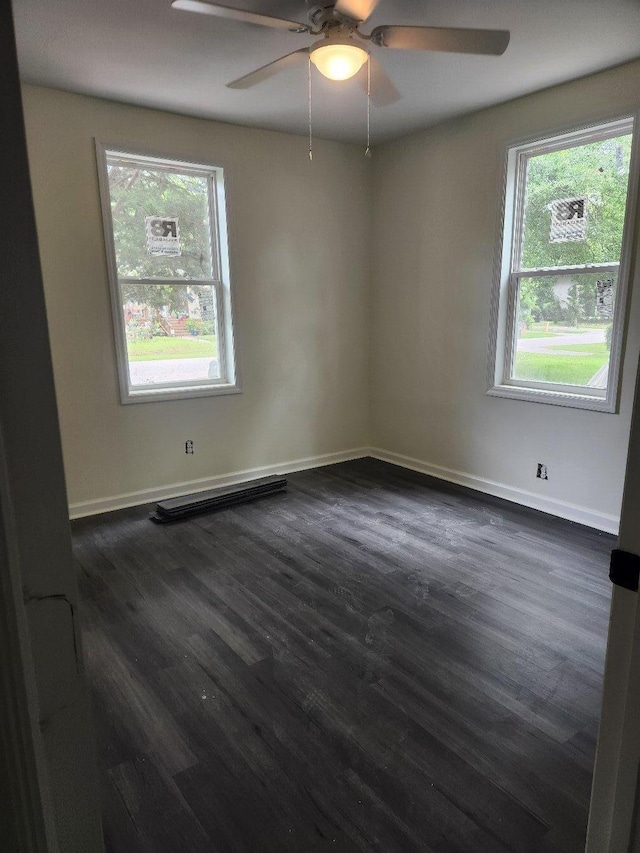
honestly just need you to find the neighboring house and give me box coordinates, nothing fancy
[124,286,215,333]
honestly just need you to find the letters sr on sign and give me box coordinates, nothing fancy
[549,197,587,243]
[145,216,181,256]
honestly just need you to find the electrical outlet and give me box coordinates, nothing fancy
[185,440,194,455]
[536,463,548,480]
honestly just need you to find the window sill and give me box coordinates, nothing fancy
[121,382,242,405]
[487,383,615,413]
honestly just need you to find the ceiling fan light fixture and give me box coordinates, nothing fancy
[310,39,368,81]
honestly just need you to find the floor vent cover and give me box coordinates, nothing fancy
[150,475,287,523]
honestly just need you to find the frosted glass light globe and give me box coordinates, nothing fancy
[310,42,368,81]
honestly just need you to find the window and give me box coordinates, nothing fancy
[488,117,638,412]
[96,144,238,403]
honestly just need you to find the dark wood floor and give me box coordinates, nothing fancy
[73,458,614,853]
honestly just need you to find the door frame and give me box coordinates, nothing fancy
[587,355,640,851]
[0,419,56,851]
[0,2,103,849]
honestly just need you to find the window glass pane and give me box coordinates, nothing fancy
[122,284,221,388]
[519,133,632,270]
[512,274,616,389]
[107,158,214,279]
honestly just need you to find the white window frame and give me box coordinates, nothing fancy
[95,142,240,404]
[487,115,640,413]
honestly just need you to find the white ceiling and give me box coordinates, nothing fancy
[12,0,640,144]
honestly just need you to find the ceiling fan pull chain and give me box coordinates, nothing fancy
[308,55,313,161]
[365,53,372,158]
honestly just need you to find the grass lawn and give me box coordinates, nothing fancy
[514,342,608,385]
[127,335,217,361]
[526,323,608,335]
[546,343,608,353]
[519,331,560,339]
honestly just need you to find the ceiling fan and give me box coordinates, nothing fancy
[171,0,510,103]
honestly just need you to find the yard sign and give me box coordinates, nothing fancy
[596,278,615,319]
[145,216,181,256]
[549,197,588,243]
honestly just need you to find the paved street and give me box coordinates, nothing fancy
[517,328,605,355]
[129,356,219,385]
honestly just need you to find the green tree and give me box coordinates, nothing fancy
[518,134,631,324]
[521,137,631,269]
[532,277,564,322]
[517,278,539,328]
[107,164,213,323]
[565,283,583,327]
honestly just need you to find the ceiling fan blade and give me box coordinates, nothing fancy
[334,0,378,25]
[227,49,309,88]
[171,0,309,32]
[357,55,400,107]
[370,25,510,56]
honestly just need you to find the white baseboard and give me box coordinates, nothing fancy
[68,448,370,519]
[69,444,620,534]
[369,447,620,535]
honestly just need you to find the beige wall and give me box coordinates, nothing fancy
[21,61,640,526]
[370,60,640,529]
[21,86,371,511]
